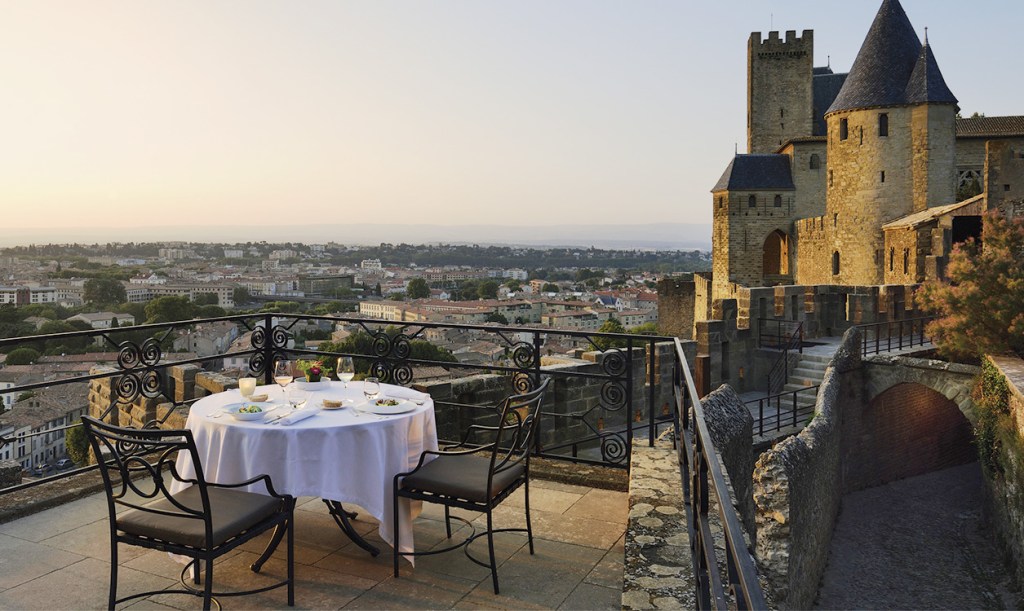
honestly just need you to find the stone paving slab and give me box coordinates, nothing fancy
[0,479,626,610]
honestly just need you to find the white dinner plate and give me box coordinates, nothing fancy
[358,399,418,415]
[220,402,277,418]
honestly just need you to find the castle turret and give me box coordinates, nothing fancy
[748,30,814,154]
[817,0,958,285]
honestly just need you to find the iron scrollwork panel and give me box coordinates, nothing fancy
[249,323,291,376]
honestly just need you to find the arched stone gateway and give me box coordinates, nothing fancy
[762,230,789,277]
[844,382,976,492]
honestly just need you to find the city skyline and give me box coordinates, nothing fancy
[1,1,1019,244]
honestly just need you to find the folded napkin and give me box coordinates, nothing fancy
[278,409,318,426]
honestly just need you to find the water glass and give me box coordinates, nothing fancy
[287,388,307,410]
[239,377,257,399]
[363,377,380,403]
[337,357,355,388]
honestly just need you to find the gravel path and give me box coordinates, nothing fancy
[815,462,1016,610]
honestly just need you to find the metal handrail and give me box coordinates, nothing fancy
[857,316,933,356]
[673,339,766,609]
[745,385,819,437]
[764,321,803,396]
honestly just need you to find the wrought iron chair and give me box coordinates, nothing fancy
[393,379,550,594]
[81,416,295,610]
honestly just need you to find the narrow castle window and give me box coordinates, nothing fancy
[1006,184,1012,191]
[903,249,910,274]
[809,154,821,170]
[881,171,885,183]
[748,195,757,208]
[829,170,834,187]
[780,108,785,118]
[833,213,838,227]
[889,247,895,271]
[718,197,724,209]
[839,119,848,141]
[832,252,840,275]
[879,113,889,137]
[774,194,782,207]
[859,126,864,145]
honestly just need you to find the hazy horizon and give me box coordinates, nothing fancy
[1,1,1019,238]
[0,222,712,251]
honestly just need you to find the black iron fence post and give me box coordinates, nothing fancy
[262,312,275,385]
[647,338,657,448]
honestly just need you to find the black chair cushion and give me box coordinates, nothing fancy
[117,486,283,548]
[400,454,525,504]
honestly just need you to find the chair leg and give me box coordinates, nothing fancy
[486,509,499,594]
[193,557,201,584]
[287,514,295,607]
[107,539,118,611]
[393,490,401,578]
[203,557,213,611]
[524,478,535,555]
[444,505,452,539]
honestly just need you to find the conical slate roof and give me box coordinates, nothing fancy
[904,41,957,105]
[826,0,924,114]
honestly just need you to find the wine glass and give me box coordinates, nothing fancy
[363,377,380,403]
[274,360,294,402]
[336,357,355,389]
[239,377,257,400]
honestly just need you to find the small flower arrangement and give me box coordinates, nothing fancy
[296,359,331,382]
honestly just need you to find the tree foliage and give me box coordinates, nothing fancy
[145,296,195,323]
[83,277,127,305]
[65,424,90,466]
[406,277,431,299]
[917,212,1024,360]
[477,280,499,300]
[6,347,41,365]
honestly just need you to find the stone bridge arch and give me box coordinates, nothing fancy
[842,356,981,492]
[863,355,979,423]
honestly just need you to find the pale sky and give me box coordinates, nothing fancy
[0,1,1019,241]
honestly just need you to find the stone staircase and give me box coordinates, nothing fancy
[782,352,830,409]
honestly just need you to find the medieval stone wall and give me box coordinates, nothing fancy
[748,30,814,154]
[713,190,798,296]
[986,140,1024,210]
[784,140,828,220]
[911,104,957,213]
[657,276,695,340]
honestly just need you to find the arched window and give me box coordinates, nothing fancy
[879,113,889,137]
[748,195,757,208]
[774,195,782,207]
[832,251,840,276]
[809,154,821,170]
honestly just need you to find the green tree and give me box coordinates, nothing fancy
[83,277,126,305]
[594,317,627,350]
[542,283,560,293]
[192,293,219,306]
[485,312,509,324]
[197,304,226,318]
[505,280,522,292]
[477,280,499,300]
[64,424,90,466]
[145,296,195,323]
[232,286,252,304]
[6,347,41,365]
[406,278,431,299]
[917,212,1024,360]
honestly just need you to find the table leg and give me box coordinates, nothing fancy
[323,499,381,557]
[251,498,295,573]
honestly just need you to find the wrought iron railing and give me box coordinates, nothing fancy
[745,385,819,437]
[0,313,676,496]
[758,318,803,351]
[763,321,803,396]
[857,316,933,356]
[673,339,766,609]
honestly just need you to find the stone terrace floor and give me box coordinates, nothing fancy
[0,480,627,610]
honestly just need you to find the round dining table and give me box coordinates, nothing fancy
[171,380,438,562]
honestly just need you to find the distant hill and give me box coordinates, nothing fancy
[0,223,711,250]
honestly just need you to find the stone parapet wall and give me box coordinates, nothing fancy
[702,385,756,541]
[982,355,1024,593]
[752,328,860,609]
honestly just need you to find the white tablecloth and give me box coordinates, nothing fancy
[171,381,438,559]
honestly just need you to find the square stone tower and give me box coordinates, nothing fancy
[747,30,814,154]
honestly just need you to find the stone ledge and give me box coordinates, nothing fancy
[622,436,695,609]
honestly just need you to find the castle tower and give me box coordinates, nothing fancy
[748,30,814,154]
[819,0,957,285]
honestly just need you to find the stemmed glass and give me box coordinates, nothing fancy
[274,360,294,402]
[336,357,355,389]
[363,377,380,403]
